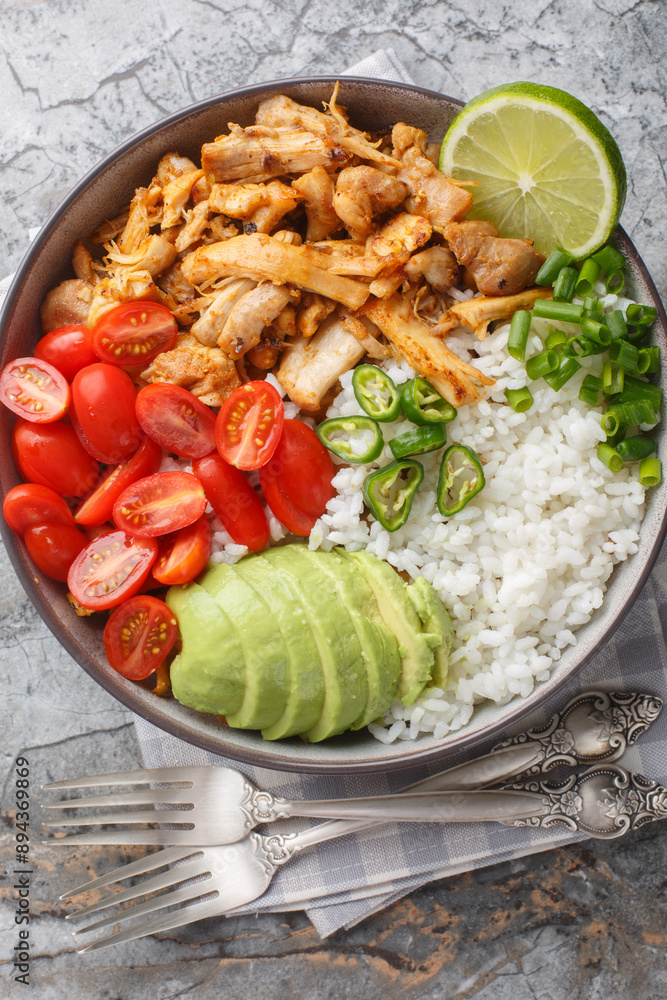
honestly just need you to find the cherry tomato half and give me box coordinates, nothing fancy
[34,324,98,382]
[12,420,99,497]
[113,471,206,537]
[3,483,76,536]
[103,595,178,680]
[0,357,70,423]
[91,301,178,367]
[67,529,158,610]
[75,436,163,527]
[259,464,317,537]
[215,380,284,470]
[153,515,212,585]
[264,419,335,517]
[70,363,142,464]
[24,521,88,582]
[192,453,269,552]
[135,383,216,459]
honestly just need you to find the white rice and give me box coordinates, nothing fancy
[207,285,652,744]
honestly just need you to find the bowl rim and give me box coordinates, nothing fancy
[2,76,667,773]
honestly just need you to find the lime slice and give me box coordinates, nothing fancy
[439,82,627,259]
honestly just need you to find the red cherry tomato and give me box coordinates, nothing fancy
[3,483,76,535]
[75,436,163,527]
[215,380,284,470]
[135,383,216,459]
[153,515,212,585]
[91,301,178,367]
[103,595,178,680]
[192,453,269,552]
[0,357,70,423]
[259,464,317,537]
[34,325,98,381]
[12,420,99,497]
[264,419,335,517]
[113,471,206,538]
[24,520,88,582]
[70,363,142,463]
[67,529,158,610]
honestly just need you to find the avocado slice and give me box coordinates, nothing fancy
[166,581,245,716]
[305,548,402,730]
[199,562,289,730]
[234,554,326,740]
[406,576,454,691]
[342,550,435,707]
[262,545,367,742]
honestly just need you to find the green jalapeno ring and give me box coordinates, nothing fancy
[351,365,402,422]
[363,459,424,532]
[316,415,384,464]
[400,377,457,425]
[389,423,447,460]
[437,444,485,517]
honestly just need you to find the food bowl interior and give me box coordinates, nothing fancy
[2,77,667,773]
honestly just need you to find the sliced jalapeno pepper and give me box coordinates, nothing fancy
[437,444,485,516]
[363,459,424,532]
[400,377,457,425]
[389,423,447,460]
[316,415,384,463]
[352,365,402,422]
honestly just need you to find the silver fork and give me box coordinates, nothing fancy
[42,691,661,846]
[64,763,667,952]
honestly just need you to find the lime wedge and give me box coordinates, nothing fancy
[439,82,627,259]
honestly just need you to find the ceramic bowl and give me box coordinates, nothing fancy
[2,76,666,773]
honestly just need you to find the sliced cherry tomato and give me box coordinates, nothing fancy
[67,529,158,610]
[24,521,88,582]
[113,471,206,537]
[75,436,163,527]
[192,453,269,552]
[215,380,284,470]
[135,383,216,459]
[265,419,335,517]
[12,420,99,497]
[0,357,70,423]
[259,464,317,537]
[70,363,142,463]
[91,301,178,367]
[3,483,76,535]
[153,515,212,585]
[34,325,98,382]
[103,595,178,680]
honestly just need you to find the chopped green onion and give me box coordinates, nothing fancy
[626,304,657,327]
[608,339,641,373]
[545,329,568,350]
[591,245,626,273]
[526,349,559,380]
[616,435,657,461]
[605,310,628,341]
[597,442,623,472]
[564,336,598,358]
[575,258,602,296]
[619,375,662,407]
[601,410,621,437]
[579,374,602,406]
[602,362,624,396]
[605,428,627,448]
[582,296,604,322]
[544,357,582,391]
[605,399,659,429]
[532,300,583,324]
[535,247,576,285]
[553,267,577,302]
[606,270,625,294]
[507,310,532,361]
[580,317,611,346]
[504,387,534,412]
[638,346,661,375]
[627,326,651,347]
[639,457,662,487]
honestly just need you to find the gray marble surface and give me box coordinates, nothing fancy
[1,1,667,997]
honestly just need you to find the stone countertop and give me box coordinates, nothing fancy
[1,1,667,997]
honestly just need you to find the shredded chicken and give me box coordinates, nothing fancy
[209,182,267,218]
[71,241,97,284]
[87,271,170,328]
[40,279,93,332]
[202,124,348,184]
[291,166,339,241]
[438,287,554,340]
[105,233,178,277]
[161,168,204,229]
[245,180,300,234]
[333,166,408,239]
[277,314,366,411]
[404,246,459,292]
[393,124,473,233]
[140,333,241,407]
[190,277,257,346]
[338,310,390,359]
[371,212,432,259]
[217,283,296,358]
[296,292,338,337]
[444,221,545,296]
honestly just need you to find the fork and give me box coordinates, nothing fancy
[64,763,667,952]
[42,690,661,846]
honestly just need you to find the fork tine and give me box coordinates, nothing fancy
[42,787,195,810]
[45,828,206,846]
[43,808,195,828]
[77,895,227,953]
[61,846,198,899]
[42,765,197,790]
[75,878,215,934]
[67,855,210,919]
